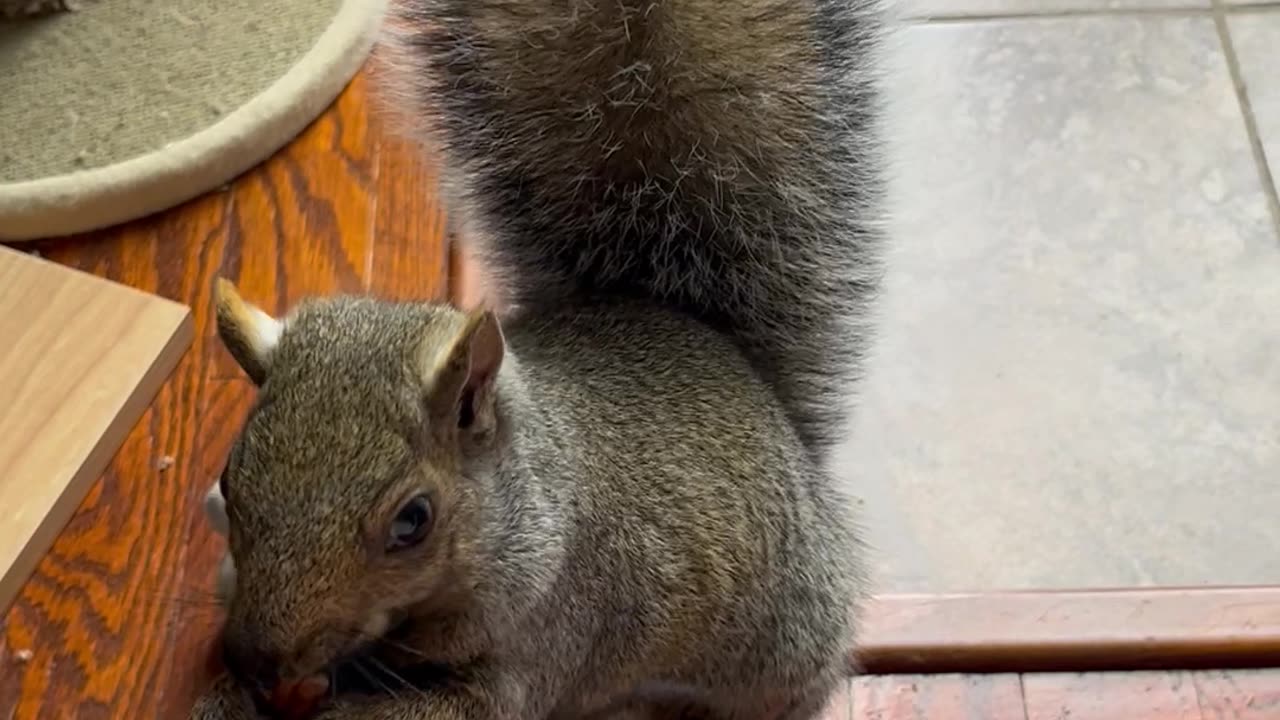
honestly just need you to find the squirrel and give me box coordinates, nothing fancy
[190,0,886,718]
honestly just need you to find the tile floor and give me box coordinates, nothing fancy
[844,1,1280,591]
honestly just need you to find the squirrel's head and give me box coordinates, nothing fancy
[209,279,507,701]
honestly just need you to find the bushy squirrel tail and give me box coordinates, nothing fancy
[385,0,886,459]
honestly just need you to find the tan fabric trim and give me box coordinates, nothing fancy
[0,0,387,242]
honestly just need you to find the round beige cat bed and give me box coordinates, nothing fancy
[0,0,386,242]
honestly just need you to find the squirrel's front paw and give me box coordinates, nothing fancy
[204,478,229,535]
[204,478,238,601]
[215,551,237,602]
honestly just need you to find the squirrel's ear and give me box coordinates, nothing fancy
[214,278,281,386]
[420,309,505,440]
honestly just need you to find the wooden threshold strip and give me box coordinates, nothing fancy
[854,586,1280,675]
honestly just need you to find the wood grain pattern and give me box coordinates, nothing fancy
[0,246,192,616]
[0,66,450,719]
[858,588,1280,674]
[369,132,448,300]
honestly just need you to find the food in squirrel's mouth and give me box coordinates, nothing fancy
[266,674,329,720]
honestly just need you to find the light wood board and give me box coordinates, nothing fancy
[0,245,192,613]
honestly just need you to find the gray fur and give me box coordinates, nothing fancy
[192,0,884,718]
[386,0,887,462]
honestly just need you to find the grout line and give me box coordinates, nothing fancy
[1211,0,1280,239]
[1017,674,1031,720]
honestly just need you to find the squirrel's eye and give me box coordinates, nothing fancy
[387,494,433,551]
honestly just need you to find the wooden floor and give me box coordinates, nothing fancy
[1,69,1278,719]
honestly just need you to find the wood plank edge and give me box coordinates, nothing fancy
[0,246,191,316]
[0,309,194,614]
[853,588,1280,674]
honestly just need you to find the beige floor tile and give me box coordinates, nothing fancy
[843,15,1280,591]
